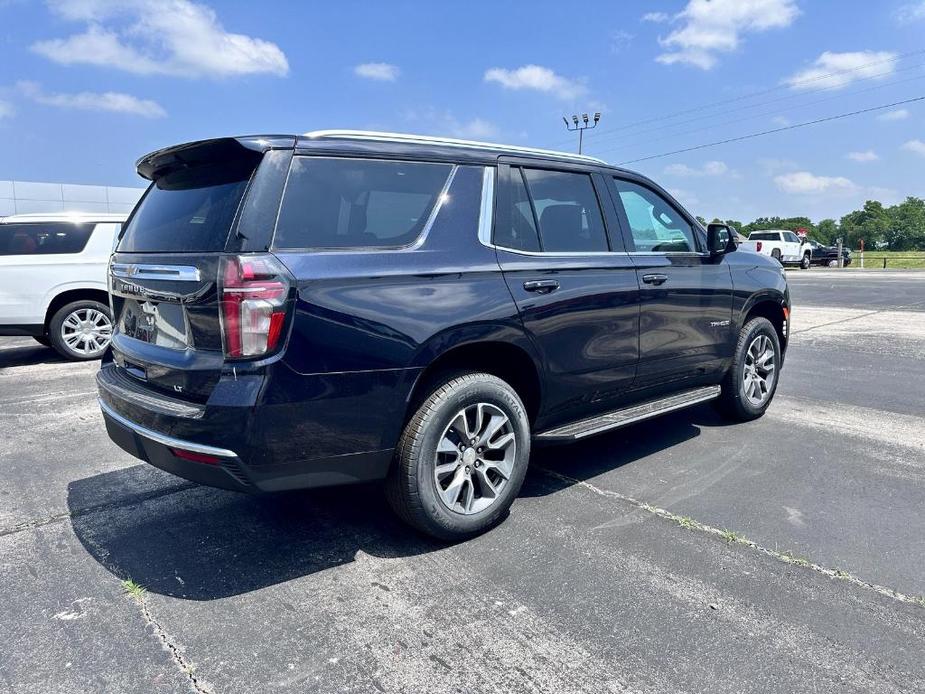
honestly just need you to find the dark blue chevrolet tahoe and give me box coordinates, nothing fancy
[98,130,789,539]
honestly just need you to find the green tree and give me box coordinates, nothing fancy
[815,219,838,245]
[885,197,925,250]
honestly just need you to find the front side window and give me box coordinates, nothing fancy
[274,158,453,250]
[784,231,801,243]
[0,222,94,255]
[612,179,697,253]
[521,168,609,253]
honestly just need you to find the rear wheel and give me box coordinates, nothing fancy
[771,249,783,265]
[49,300,113,361]
[800,252,811,269]
[386,372,531,540]
[717,317,780,421]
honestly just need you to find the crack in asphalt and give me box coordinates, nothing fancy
[125,591,214,694]
[0,481,196,539]
[537,466,925,609]
[790,309,884,335]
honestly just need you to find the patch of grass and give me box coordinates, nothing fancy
[781,551,809,567]
[833,568,851,580]
[848,251,925,270]
[676,516,696,530]
[121,578,146,600]
[720,529,740,544]
[914,596,925,608]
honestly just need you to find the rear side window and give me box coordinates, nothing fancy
[274,158,453,250]
[494,168,541,252]
[522,168,609,253]
[0,222,94,255]
[748,232,778,241]
[118,161,255,253]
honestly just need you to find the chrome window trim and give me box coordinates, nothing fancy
[111,263,201,282]
[477,166,495,246]
[99,399,238,457]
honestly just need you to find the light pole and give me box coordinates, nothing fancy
[562,112,600,155]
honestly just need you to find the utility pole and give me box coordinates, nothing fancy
[563,112,600,155]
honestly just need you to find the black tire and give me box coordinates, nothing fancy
[386,372,531,540]
[771,248,783,265]
[48,300,113,361]
[716,317,781,422]
[33,336,51,347]
[800,252,811,270]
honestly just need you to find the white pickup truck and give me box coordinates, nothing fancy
[739,229,811,269]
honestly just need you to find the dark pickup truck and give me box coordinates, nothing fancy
[97,131,789,539]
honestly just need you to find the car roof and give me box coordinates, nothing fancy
[0,212,127,224]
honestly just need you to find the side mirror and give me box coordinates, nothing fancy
[706,223,735,255]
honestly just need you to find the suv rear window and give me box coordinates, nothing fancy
[118,161,256,253]
[274,157,452,250]
[0,222,94,255]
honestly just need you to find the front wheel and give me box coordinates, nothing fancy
[717,317,781,421]
[800,253,811,269]
[386,372,531,540]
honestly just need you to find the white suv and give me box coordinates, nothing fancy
[0,212,126,360]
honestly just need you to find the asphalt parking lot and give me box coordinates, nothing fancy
[1,270,924,694]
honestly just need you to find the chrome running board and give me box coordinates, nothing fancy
[537,385,721,441]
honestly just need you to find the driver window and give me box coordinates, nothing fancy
[612,178,697,253]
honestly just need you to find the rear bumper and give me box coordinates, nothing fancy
[97,362,409,492]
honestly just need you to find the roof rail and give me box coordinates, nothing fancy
[303,130,607,165]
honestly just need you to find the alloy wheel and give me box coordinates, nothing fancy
[742,334,776,406]
[60,307,112,357]
[433,402,517,515]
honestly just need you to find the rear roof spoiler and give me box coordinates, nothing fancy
[135,135,296,180]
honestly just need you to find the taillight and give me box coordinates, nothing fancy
[756,241,762,252]
[219,254,290,359]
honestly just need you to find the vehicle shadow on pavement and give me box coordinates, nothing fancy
[0,343,66,369]
[522,403,732,497]
[67,464,444,601]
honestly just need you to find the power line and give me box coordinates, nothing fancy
[549,48,925,148]
[616,95,925,165]
[591,62,925,151]
[597,70,925,156]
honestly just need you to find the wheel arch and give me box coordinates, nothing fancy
[44,287,111,333]
[740,293,787,352]
[405,337,544,428]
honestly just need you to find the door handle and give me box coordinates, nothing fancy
[642,273,668,286]
[523,279,560,294]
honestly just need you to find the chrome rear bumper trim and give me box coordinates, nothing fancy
[99,398,237,458]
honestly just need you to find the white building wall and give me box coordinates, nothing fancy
[0,180,145,217]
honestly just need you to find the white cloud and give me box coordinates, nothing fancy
[17,80,166,118]
[774,171,856,194]
[484,64,586,100]
[354,62,399,82]
[32,0,289,78]
[771,115,791,126]
[0,100,13,119]
[664,160,729,177]
[642,11,670,22]
[894,1,925,22]
[656,0,799,70]
[846,150,879,162]
[877,108,909,121]
[785,50,896,90]
[450,117,498,140]
[902,139,925,157]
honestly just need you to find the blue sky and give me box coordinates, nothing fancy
[1,0,924,222]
